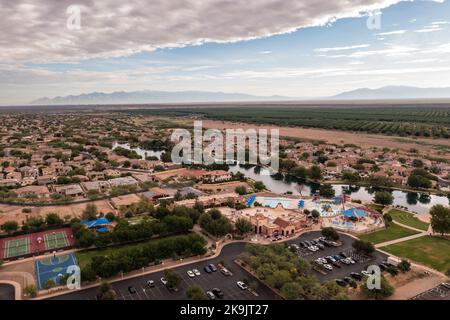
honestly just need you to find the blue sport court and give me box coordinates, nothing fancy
[35,254,78,290]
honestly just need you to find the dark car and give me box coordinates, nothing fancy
[128,286,137,294]
[212,288,224,298]
[350,272,363,281]
[335,279,347,287]
[204,265,212,273]
[343,277,353,283]
[331,261,342,268]
[379,263,388,271]
[208,264,218,272]
[339,252,349,258]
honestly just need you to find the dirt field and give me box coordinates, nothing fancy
[0,199,114,225]
[164,117,450,159]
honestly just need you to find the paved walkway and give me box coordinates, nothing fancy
[375,206,429,248]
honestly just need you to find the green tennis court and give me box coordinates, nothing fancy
[4,238,30,258]
[44,232,70,250]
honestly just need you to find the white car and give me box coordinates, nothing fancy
[317,258,328,264]
[361,270,371,277]
[348,258,356,264]
[160,277,168,285]
[341,258,351,265]
[193,269,201,276]
[315,259,324,265]
[237,281,248,290]
[323,264,333,271]
[187,270,195,278]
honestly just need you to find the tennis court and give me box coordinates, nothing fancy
[44,231,70,250]
[4,237,30,259]
[0,227,75,260]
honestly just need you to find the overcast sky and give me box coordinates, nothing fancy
[1,0,450,104]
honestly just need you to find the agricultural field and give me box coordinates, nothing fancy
[127,105,450,139]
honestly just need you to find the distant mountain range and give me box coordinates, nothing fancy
[329,85,450,100]
[30,90,292,105]
[30,86,450,105]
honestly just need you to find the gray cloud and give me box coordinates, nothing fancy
[1,0,406,63]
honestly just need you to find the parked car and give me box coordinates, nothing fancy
[206,291,216,300]
[193,269,201,276]
[317,258,328,264]
[208,264,218,272]
[220,267,232,276]
[128,286,137,294]
[323,264,333,271]
[187,270,195,278]
[146,280,155,288]
[343,277,353,283]
[350,272,363,281]
[326,256,336,263]
[331,261,341,268]
[160,277,168,285]
[361,270,372,277]
[335,279,347,287]
[300,242,307,248]
[316,243,325,250]
[237,281,248,290]
[212,288,224,298]
[204,265,212,273]
[339,252,349,258]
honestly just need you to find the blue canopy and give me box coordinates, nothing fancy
[80,218,110,228]
[342,208,367,219]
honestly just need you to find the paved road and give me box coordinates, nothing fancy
[0,284,15,300]
[49,231,387,300]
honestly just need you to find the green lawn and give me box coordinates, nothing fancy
[383,236,450,273]
[359,223,421,245]
[388,209,430,231]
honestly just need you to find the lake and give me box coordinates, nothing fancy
[228,164,450,215]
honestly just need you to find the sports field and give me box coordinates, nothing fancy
[4,237,30,259]
[0,227,75,260]
[44,231,70,250]
[35,254,78,290]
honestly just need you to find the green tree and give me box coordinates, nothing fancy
[24,284,37,298]
[164,269,182,289]
[352,240,375,255]
[186,284,208,300]
[235,186,247,195]
[235,218,253,235]
[374,191,394,206]
[308,165,323,180]
[319,184,335,198]
[97,281,117,300]
[397,259,411,272]
[289,166,307,179]
[43,279,56,290]
[1,221,19,233]
[430,205,450,236]
[361,276,394,300]
[45,213,63,225]
[82,203,98,221]
[321,227,339,241]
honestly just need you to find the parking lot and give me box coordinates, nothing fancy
[0,284,15,300]
[287,231,388,283]
[411,283,450,300]
[52,242,281,300]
